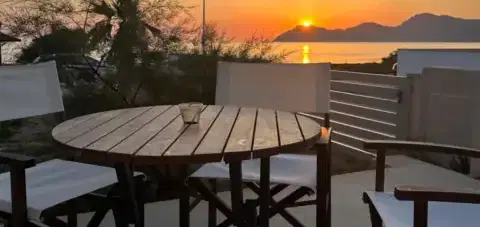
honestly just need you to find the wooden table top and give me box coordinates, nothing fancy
[52,105,322,165]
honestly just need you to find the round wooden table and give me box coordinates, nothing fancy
[52,105,324,227]
[52,105,321,164]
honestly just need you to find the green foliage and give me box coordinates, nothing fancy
[0,120,22,142]
[1,0,289,130]
[153,24,289,104]
[381,51,397,66]
[331,51,398,74]
[16,27,87,63]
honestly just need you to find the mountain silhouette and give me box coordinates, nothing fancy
[274,13,480,42]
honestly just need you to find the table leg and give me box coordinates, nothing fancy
[67,200,78,227]
[316,144,329,227]
[229,161,245,227]
[114,163,143,227]
[327,141,332,227]
[245,199,257,227]
[260,157,270,227]
[208,179,217,227]
[179,165,190,227]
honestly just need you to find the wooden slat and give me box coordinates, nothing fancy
[330,120,396,140]
[133,105,208,163]
[223,107,257,160]
[87,106,171,151]
[252,108,279,158]
[161,106,223,161]
[133,117,186,161]
[330,110,396,135]
[67,107,152,148]
[194,106,240,160]
[331,70,405,86]
[108,106,180,159]
[331,80,399,100]
[52,112,102,136]
[332,131,364,150]
[53,109,127,143]
[277,111,303,146]
[331,90,397,112]
[330,100,397,123]
[296,113,322,143]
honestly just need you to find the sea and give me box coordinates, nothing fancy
[273,42,480,64]
[2,41,480,64]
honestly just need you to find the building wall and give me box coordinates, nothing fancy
[408,67,480,176]
[397,49,480,77]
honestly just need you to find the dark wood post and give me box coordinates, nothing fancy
[413,201,428,227]
[10,163,28,227]
[375,148,386,192]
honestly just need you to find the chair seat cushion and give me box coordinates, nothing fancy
[191,154,317,190]
[0,159,120,221]
[365,191,480,227]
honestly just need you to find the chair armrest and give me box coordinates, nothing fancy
[394,186,480,204]
[363,140,480,158]
[0,149,36,168]
[316,127,332,145]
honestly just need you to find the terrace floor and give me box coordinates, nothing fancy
[72,155,480,227]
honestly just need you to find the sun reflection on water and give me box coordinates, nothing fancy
[302,44,311,64]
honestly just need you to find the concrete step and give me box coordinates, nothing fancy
[331,100,397,124]
[331,90,397,112]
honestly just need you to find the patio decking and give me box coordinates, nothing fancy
[72,155,480,227]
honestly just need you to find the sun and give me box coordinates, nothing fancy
[302,20,312,27]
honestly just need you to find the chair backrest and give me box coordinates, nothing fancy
[0,61,64,121]
[215,61,331,114]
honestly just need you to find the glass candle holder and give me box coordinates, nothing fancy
[178,103,203,124]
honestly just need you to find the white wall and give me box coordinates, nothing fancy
[408,67,480,176]
[397,49,480,77]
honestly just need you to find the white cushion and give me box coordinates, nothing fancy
[0,61,64,121]
[365,191,480,227]
[216,62,330,113]
[191,154,317,190]
[0,159,120,221]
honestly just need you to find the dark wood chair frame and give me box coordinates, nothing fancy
[0,149,147,227]
[186,113,332,227]
[362,140,480,227]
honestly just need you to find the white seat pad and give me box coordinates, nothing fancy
[191,154,317,190]
[365,191,480,227]
[0,159,119,221]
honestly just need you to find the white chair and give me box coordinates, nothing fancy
[0,61,142,227]
[363,140,480,227]
[191,61,332,227]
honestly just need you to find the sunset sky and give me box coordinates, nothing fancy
[182,0,480,39]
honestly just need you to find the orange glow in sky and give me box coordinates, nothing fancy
[182,0,480,40]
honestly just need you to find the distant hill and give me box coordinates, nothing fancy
[274,13,480,42]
